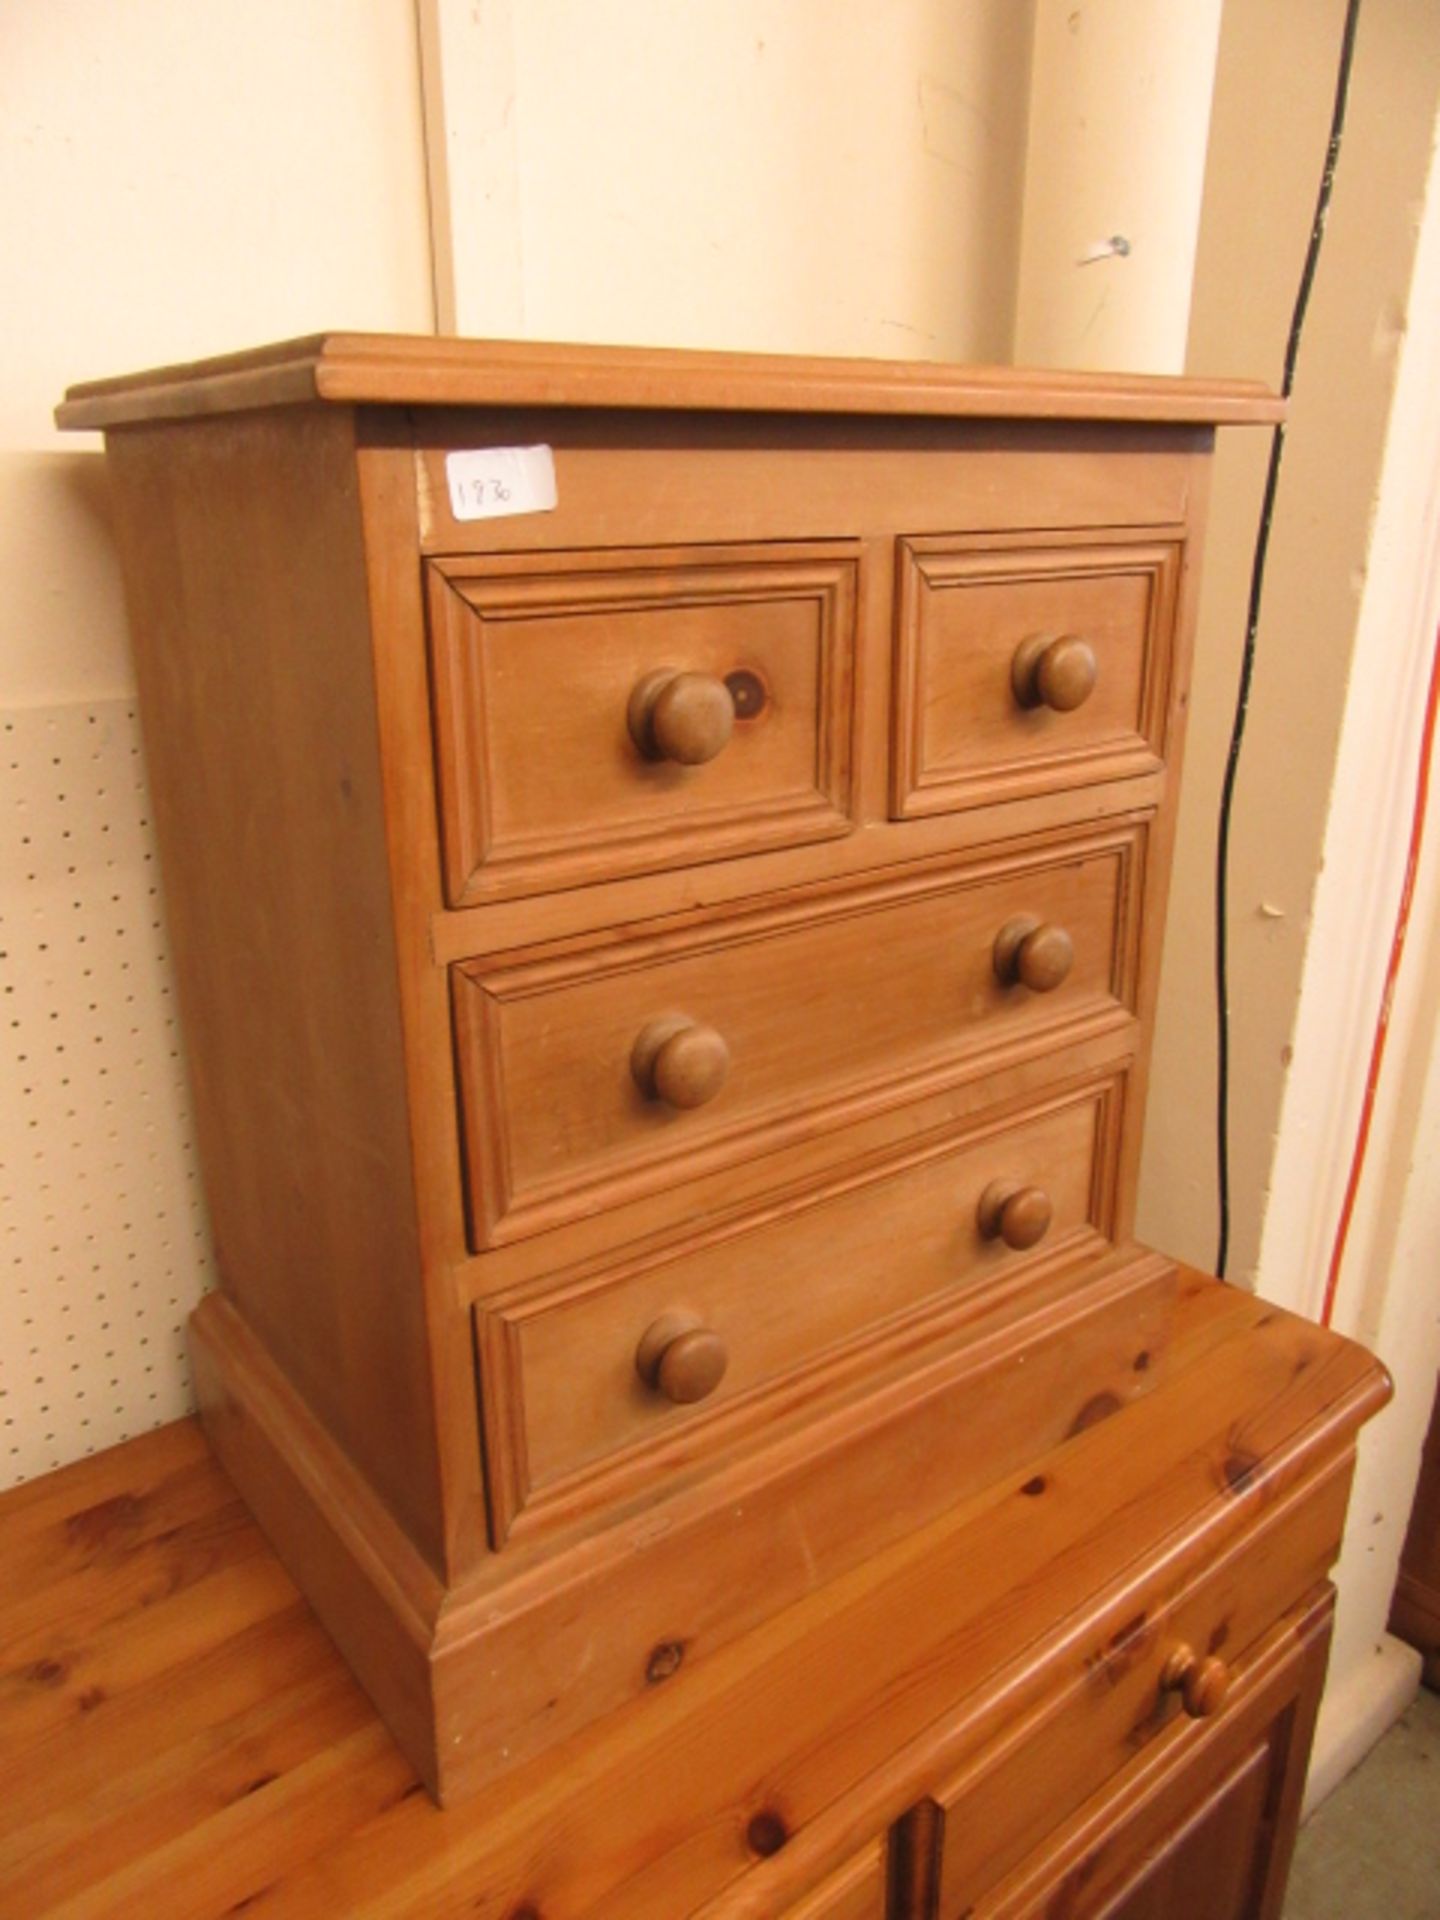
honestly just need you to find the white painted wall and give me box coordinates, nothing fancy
[421,0,1033,362]
[0,0,433,1484]
[1013,0,1224,373]
[2,0,434,710]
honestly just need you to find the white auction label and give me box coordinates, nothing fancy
[445,445,558,522]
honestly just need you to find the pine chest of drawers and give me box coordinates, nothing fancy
[59,336,1290,1813]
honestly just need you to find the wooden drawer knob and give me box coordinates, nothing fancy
[977,1179,1053,1250]
[1012,633,1099,712]
[1162,1645,1232,1719]
[636,1312,729,1404]
[631,1016,731,1109]
[628,668,736,765]
[993,916,1075,993]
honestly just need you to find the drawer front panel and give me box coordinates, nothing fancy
[427,543,859,904]
[892,532,1180,820]
[453,823,1145,1248]
[476,1078,1122,1536]
[930,1461,1352,1916]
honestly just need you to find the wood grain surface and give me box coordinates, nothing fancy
[0,1272,1385,1919]
[452,824,1142,1250]
[891,530,1180,819]
[480,1080,1114,1533]
[1390,1371,1440,1686]
[100,413,447,1571]
[56,332,1286,431]
[426,543,859,904]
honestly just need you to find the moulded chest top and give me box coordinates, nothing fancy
[56,331,1286,433]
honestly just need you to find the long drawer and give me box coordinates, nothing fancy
[453,822,1146,1250]
[474,1074,1124,1540]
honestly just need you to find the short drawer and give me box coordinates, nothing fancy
[426,541,858,904]
[453,822,1145,1248]
[474,1077,1122,1539]
[892,531,1181,819]
[967,1596,1332,1920]
[924,1457,1354,1916]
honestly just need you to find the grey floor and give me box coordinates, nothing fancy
[1285,1687,1440,1918]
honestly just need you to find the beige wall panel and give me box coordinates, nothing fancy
[2,0,434,706]
[1138,0,1440,1281]
[2,0,435,1481]
[424,0,1033,362]
[1013,0,1223,374]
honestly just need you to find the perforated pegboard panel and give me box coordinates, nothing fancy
[1,698,214,1487]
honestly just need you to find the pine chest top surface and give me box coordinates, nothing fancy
[56,331,1285,432]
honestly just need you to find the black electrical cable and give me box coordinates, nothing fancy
[1214,0,1363,1278]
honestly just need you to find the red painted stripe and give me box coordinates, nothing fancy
[1322,619,1440,1326]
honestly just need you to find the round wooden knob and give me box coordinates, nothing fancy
[1012,634,1098,713]
[627,669,736,765]
[1162,1645,1232,1719]
[993,917,1075,993]
[636,1313,729,1404]
[977,1179,1053,1250]
[631,1016,731,1109]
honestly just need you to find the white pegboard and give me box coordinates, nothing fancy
[0,698,214,1487]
